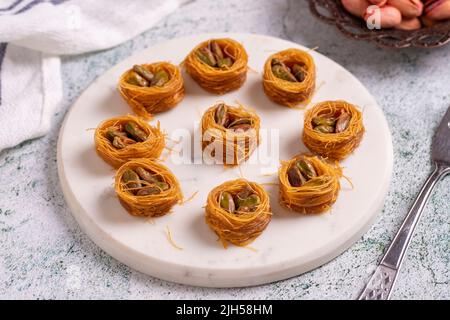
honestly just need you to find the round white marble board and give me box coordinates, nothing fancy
[57,33,393,288]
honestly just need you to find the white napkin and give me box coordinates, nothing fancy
[0,0,185,151]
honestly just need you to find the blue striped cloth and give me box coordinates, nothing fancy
[0,0,66,105]
[0,0,183,151]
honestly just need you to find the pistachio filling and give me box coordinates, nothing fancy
[271,58,306,83]
[196,40,235,69]
[121,167,169,196]
[126,64,170,87]
[311,111,351,134]
[213,104,253,133]
[219,186,261,214]
[105,122,148,149]
[287,158,318,187]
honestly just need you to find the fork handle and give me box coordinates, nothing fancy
[359,162,450,300]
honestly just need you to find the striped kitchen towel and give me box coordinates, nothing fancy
[0,0,186,151]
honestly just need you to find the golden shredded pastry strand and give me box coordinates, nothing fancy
[201,103,260,167]
[302,100,365,160]
[184,38,248,94]
[94,115,165,168]
[118,62,184,119]
[115,159,182,217]
[263,48,316,108]
[279,154,342,214]
[243,245,258,252]
[205,179,272,248]
[181,190,199,205]
[166,226,183,250]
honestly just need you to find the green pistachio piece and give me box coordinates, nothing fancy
[314,125,335,134]
[155,181,169,191]
[296,159,317,180]
[219,191,235,213]
[271,59,298,81]
[303,178,325,187]
[292,64,306,82]
[287,165,307,187]
[133,65,154,83]
[312,116,336,127]
[126,72,149,87]
[106,126,127,142]
[335,112,351,133]
[135,182,168,196]
[210,41,224,60]
[271,64,297,82]
[196,51,212,66]
[236,194,261,212]
[122,169,139,182]
[135,167,158,183]
[271,58,283,67]
[217,57,233,68]
[229,124,251,132]
[150,70,169,87]
[235,187,253,202]
[124,122,147,142]
[112,136,135,149]
[214,103,229,127]
[196,47,217,67]
[122,169,141,191]
[112,136,125,149]
[136,186,161,196]
[227,118,252,128]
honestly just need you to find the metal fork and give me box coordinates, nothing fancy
[358,106,450,300]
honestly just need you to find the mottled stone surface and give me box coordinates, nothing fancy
[0,0,449,299]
